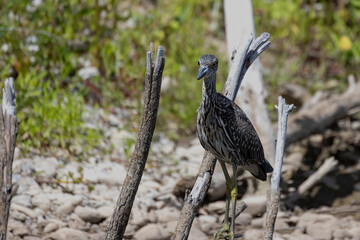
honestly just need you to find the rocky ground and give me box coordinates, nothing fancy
[6,106,360,240]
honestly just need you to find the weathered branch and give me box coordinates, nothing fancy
[284,157,338,208]
[0,78,19,240]
[286,83,360,146]
[264,97,295,240]
[106,45,165,240]
[172,33,270,240]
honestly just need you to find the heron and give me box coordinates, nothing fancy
[196,55,273,239]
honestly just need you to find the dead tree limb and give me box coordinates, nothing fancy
[264,97,295,240]
[0,78,19,240]
[106,45,165,240]
[284,157,338,208]
[286,83,360,146]
[172,33,270,240]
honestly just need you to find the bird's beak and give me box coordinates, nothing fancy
[197,66,209,80]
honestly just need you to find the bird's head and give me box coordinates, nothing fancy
[197,55,218,80]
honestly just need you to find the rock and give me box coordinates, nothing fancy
[89,232,106,240]
[298,213,338,240]
[307,223,333,240]
[349,227,360,239]
[134,224,171,240]
[251,217,265,228]
[244,229,263,240]
[33,157,58,177]
[131,208,151,227]
[283,231,314,240]
[154,207,180,223]
[207,201,226,214]
[11,203,37,218]
[12,211,27,221]
[75,206,106,224]
[8,220,29,237]
[97,206,114,218]
[15,176,42,196]
[44,223,60,234]
[57,202,75,215]
[23,237,41,240]
[32,194,51,211]
[12,194,32,208]
[46,228,89,240]
[275,218,289,231]
[83,161,127,185]
[198,215,217,232]
[188,226,208,240]
[237,212,252,226]
[333,229,351,240]
[243,196,267,217]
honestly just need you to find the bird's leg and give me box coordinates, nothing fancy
[215,161,233,239]
[230,164,238,237]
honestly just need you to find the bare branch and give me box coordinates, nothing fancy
[264,96,294,240]
[172,33,271,240]
[106,45,165,240]
[0,78,19,240]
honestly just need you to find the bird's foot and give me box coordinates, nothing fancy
[214,223,233,240]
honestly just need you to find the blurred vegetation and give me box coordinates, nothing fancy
[0,0,359,152]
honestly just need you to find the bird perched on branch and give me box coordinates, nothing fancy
[196,54,273,239]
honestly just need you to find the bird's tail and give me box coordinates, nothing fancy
[243,159,273,181]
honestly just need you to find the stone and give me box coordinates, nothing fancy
[57,202,75,215]
[349,227,360,239]
[8,220,29,237]
[33,157,58,177]
[243,196,267,217]
[44,223,60,234]
[244,229,263,240]
[89,232,106,240]
[12,194,32,208]
[198,215,217,232]
[23,237,41,240]
[97,205,114,218]
[131,208,151,227]
[297,213,338,240]
[46,228,89,240]
[75,206,106,224]
[154,207,180,223]
[251,217,265,228]
[207,201,226,214]
[333,229,351,240]
[11,203,37,218]
[283,232,314,240]
[307,223,333,240]
[275,218,289,231]
[237,212,252,226]
[133,224,171,240]
[32,194,51,211]
[188,226,208,240]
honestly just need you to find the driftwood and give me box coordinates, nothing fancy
[286,83,360,146]
[264,97,295,240]
[106,45,165,240]
[172,33,271,240]
[284,157,338,208]
[0,78,19,240]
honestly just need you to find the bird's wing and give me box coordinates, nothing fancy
[215,93,265,165]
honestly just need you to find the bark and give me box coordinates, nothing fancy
[0,78,19,240]
[172,33,271,240]
[106,45,165,240]
[264,97,294,240]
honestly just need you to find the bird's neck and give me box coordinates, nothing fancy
[202,74,217,102]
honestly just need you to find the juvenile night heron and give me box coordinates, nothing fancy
[196,55,273,239]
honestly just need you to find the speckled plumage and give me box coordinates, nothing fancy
[196,55,273,181]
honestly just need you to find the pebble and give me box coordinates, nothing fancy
[242,196,267,217]
[75,206,106,224]
[57,202,75,215]
[8,220,29,237]
[188,226,208,240]
[133,224,171,240]
[32,194,51,211]
[198,215,217,232]
[11,203,37,219]
[12,194,32,208]
[244,229,263,240]
[46,228,89,240]
[32,157,58,177]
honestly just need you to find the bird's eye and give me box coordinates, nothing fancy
[198,61,200,66]
[211,62,217,68]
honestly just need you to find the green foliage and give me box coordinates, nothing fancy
[253,0,360,95]
[0,0,225,152]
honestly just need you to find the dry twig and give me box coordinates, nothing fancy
[106,45,165,240]
[264,97,295,240]
[0,78,19,240]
